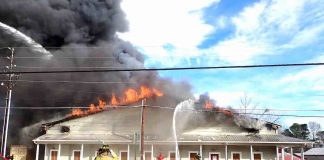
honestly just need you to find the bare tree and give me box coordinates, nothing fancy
[240,92,253,115]
[308,121,321,140]
[239,93,280,123]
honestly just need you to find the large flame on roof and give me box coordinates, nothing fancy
[69,86,164,117]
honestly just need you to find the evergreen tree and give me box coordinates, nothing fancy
[282,123,310,140]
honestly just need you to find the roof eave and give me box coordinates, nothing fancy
[33,139,313,146]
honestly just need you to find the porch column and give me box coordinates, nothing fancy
[276,146,279,160]
[81,144,84,160]
[281,147,285,160]
[301,147,304,160]
[290,147,293,160]
[58,144,61,160]
[44,144,47,160]
[225,143,228,160]
[151,144,154,160]
[250,145,253,160]
[36,144,39,160]
[200,145,203,159]
[127,144,130,160]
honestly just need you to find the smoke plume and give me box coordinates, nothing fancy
[0,1,266,157]
[0,0,193,151]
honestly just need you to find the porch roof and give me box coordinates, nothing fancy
[34,133,311,146]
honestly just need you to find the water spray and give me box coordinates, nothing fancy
[0,22,51,55]
[172,99,195,160]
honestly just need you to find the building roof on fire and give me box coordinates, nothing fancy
[34,106,309,145]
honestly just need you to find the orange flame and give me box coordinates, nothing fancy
[69,85,164,117]
[217,108,233,117]
[204,100,214,109]
[110,94,118,106]
[70,109,83,116]
[203,100,233,117]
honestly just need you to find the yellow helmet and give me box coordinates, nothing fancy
[98,145,110,154]
[101,145,110,150]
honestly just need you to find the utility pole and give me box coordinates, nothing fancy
[140,99,146,160]
[1,47,18,156]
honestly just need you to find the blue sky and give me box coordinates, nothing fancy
[119,0,324,128]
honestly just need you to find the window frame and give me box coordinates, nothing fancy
[168,151,176,160]
[231,152,242,160]
[72,150,81,160]
[49,149,58,160]
[119,150,128,160]
[253,152,263,160]
[188,151,199,160]
[209,152,221,160]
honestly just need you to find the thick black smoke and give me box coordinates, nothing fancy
[0,0,128,45]
[0,0,193,152]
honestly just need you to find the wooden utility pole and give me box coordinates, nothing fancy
[140,99,146,160]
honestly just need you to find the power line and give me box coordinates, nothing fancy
[0,54,254,59]
[1,105,324,112]
[0,44,273,49]
[0,104,323,118]
[0,79,168,85]
[148,106,324,118]
[1,57,116,59]
[12,66,124,69]
[0,80,138,84]
[1,62,324,75]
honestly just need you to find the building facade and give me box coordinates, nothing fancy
[34,107,311,160]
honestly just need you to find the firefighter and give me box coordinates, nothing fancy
[95,145,118,160]
[195,154,201,160]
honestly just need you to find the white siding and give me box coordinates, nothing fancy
[43,144,278,160]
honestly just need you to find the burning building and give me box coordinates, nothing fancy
[0,1,313,160]
[0,0,192,153]
[33,93,312,160]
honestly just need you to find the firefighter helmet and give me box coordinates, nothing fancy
[98,145,110,154]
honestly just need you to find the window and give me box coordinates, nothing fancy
[50,150,58,160]
[169,152,175,160]
[120,151,128,160]
[231,152,241,160]
[73,150,81,160]
[189,152,199,160]
[253,152,262,160]
[144,152,152,160]
[209,152,220,160]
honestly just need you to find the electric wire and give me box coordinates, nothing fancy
[0,80,138,84]
[0,57,117,59]
[1,105,324,118]
[12,66,125,69]
[1,62,324,75]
